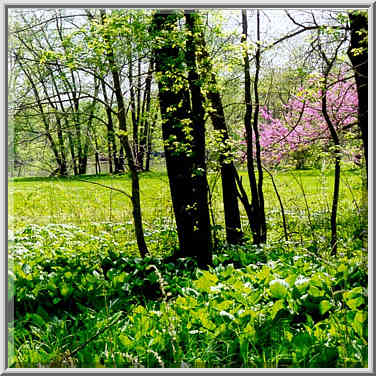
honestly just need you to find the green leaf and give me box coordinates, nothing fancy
[193,271,218,292]
[270,279,289,299]
[318,300,332,315]
[346,297,364,310]
[352,311,367,337]
[60,284,72,297]
[244,322,256,341]
[271,299,284,319]
[119,334,133,348]
[308,285,324,298]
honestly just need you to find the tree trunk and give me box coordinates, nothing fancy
[55,116,68,176]
[145,115,157,172]
[185,11,213,266]
[252,10,267,243]
[152,11,212,267]
[322,74,341,255]
[242,9,267,244]
[347,11,368,174]
[196,24,243,245]
[100,78,119,173]
[101,9,148,258]
[128,50,140,170]
[139,60,153,170]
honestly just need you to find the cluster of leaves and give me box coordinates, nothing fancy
[87,242,366,368]
[9,223,190,317]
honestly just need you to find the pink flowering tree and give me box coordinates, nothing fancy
[242,73,359,168]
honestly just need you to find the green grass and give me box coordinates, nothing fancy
[9,167,364,235]
[8,166,368,368]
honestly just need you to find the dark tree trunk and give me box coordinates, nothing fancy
[252,10,267,243]
[118,146,125,172]
[185,11,213,266]
[95,150,100,175]
[139,60,153,170]
[129,50,140,170]
[242,9,267,244]
[347,11,368,174]
[144,115,157,172]
[322,75,341,255]
[55,116,68,176]
[100,78,119,173]
[196,25,243,245]
[152,11,212,267]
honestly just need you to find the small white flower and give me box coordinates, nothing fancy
[219,311,235,320]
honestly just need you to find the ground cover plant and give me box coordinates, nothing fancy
[8,7,368,369]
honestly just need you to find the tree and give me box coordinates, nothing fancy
[255,75,358,168]
[152,10,212,267]
[99,9,149,258]
[241,9,267,244]
[195,14,243,245]
[347,10,368,173]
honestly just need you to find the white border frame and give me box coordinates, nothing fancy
[1,1,374,374]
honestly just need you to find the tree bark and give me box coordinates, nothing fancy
[347,11,368,174]
[322,75,341,255]
[152,10,212,267]
[185,11,213,266]
[242,9,267,244]
[100,78,119,173]
[139,60,153,170]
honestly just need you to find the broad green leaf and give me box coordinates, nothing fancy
[308,285,324,298]
[119,334,133,348]
[60,284,71,297]
[271,299,284,319]
[346,297,364,310]
[270,279,289,299]
[319,300,332,315]
[193,271,218,292]
[352,311,367,337]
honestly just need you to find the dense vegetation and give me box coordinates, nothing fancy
[8,8,368,369]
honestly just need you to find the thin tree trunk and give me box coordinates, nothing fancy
[322,75,341,255]
[196,24,243,245]
[55,116,68,176]
[101,9,148,258]
[128,50,139,170]
[252,10,267,243]
[242,9,266,244]
[100,78,118,173]
[145,115,157,172]
[139,60,153,170]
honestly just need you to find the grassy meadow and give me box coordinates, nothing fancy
[8,166,368,368]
